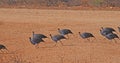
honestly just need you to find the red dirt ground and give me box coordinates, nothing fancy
[0,8,120,63]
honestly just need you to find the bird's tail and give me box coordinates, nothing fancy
[115,31,119,35]
[118,37,120,40]
[71,32,73,34]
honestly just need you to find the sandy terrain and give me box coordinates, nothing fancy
[0,8,120,63]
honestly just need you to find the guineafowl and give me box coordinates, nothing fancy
[79,32,95,41]
[29,37,44,48]
[105,33,119,43]
[101,27,116,33]
[58,28,73,38]
[0,44,8,53]
[32,31,47,39]
[50,34,66,46]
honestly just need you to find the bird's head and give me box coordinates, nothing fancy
[78,32,81,34]
[32,31,34,34]
[49,34,52,38]
[49,34,52,36]
[58,28,60,31]
[101,27,103,29]
[29,37,31,40]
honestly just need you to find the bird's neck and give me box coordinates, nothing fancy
[29,38,32,42]
[58,28,60,31]
[50,35,52,39]
[33,32,34,36]
[101,27,103,29]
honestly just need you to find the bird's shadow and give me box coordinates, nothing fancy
[36,43,76,49]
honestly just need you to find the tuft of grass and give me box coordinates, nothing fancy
[90,0,104,7]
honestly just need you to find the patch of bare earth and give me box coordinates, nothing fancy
[0,8,120,63]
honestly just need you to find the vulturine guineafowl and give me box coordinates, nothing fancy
[105,33,119,43]
[58,28,73,38]
[79,32,95,41]
[32,31,47,39]
[50,34,66,46]
[29,37,44,48]
[0,44,8,53]
[101,27,116,33]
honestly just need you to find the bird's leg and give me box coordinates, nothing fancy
[3,49,9,53]
[0,50,4,53]
[87,38,90,42]
[92,37,96,41]
[60,42,64,46]
[93,37,96,40]
[59,41,64,46]
[113,39,117,43]
[5,48,9,53]
[72,33,75,37]
[108,39,113,44]
[89,38,91,42]
[51,42,57,47]
[115,32,119,35]
[54,43,57,47]
[35,44,39,49]
[103,37,106,40]
[118,38,120,40]
[66,35,69,39]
